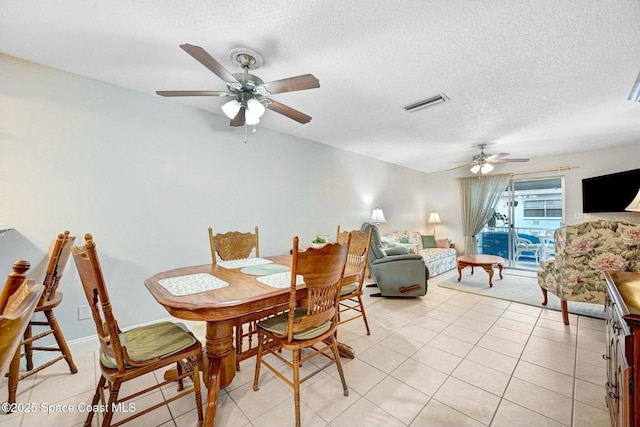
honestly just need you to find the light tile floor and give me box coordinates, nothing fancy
[0,270,609,427]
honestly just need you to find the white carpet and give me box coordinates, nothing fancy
[435,269,605,320]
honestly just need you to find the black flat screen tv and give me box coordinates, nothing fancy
[582,168,640,213]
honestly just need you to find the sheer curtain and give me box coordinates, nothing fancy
[458,173,512,254]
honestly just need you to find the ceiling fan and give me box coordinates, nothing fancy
[448,143,530,174]
[156,44,319,127]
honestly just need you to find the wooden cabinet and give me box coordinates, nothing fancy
[604,271,640,427]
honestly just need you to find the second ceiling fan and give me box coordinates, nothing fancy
[156,44,319,127]
[449,143,530,174]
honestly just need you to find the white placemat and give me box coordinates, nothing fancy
[158,273,228,296]
[217,258,273,269]
[241,264,290,276]
[257,272,304,289]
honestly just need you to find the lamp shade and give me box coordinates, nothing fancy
[371,208,387,225]
[626,189,640,212]
[221,100,241,119]
[428,211,441,235]
[428,212,441,224]
[630,71,640,102]
[247,98,266,117]
[245,108,261,125]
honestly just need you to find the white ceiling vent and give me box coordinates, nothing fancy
[403,93,450,112]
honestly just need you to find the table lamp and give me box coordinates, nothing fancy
[371,208,387,226]
[428,212,441,235]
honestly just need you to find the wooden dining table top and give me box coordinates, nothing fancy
[144,254,359,323]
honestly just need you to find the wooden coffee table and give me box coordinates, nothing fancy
[457,254,505,287]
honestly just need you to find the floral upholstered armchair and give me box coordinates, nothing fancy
[537,219,640,324]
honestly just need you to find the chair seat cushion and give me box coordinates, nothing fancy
[258,308,331,340]
[100,321,197,369]
[340,283,358,296]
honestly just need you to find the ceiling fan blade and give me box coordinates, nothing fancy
[230,106,246,127]
[180,44,239,83]
[446,162,475,171]
[259,74,320,95]
[485,152,509,161]
[156,90,230,97]
[492,158,530,163]
[266,100,312,124]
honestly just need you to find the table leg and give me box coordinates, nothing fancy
[337,342,355,359]
[328,330,355,359]
[204,358,220,426]
[457,262,464,281]
[498,263,503,279]
[203,321,236,427]
[481,265,495,287]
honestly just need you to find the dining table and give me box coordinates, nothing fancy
[144,254,359,427]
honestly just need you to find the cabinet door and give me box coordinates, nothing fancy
[605,296,616,393]
[608,312,633,427]
[614,337,632,427]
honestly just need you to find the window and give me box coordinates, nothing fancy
[524,199,562,218]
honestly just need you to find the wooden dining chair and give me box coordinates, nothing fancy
[336,225,373,335]
[0,261,44,378]
[7,231,78,407]
[208,226,259,265]
[253,235,351,427]
[71,234,203,427]
[209,226,262,369]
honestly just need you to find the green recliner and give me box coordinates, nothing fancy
[361,222,428,297]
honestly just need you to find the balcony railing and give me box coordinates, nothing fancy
[477,226,555,266]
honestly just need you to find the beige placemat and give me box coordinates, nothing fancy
[158,273,228,296]
[257,272,304,289]
[217,258,272,269]
[241,264,290,276]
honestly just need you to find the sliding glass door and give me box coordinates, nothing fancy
[478,177,564,270]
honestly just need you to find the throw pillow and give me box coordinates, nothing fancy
[421,235,437,248]
[436,238,450,248]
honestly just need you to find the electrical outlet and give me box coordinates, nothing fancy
[574,213,584,219]
[78,305,91,320]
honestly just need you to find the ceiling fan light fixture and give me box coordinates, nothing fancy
[247,98,266,117]
[245,109,261,125]
[221,99,241,119]
[403,93,450,113]
[471,162,494,174]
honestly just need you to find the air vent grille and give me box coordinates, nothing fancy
[403,93,450,112]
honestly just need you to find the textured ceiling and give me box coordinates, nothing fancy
[2,0,640,173]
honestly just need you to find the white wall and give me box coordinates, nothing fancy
[1,53,638,341]
[0,54,432,340]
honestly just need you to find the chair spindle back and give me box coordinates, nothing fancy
[286,235,350,341]
[0,261,44,377]
[71,234,126,372]
[208,226,259,264]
